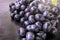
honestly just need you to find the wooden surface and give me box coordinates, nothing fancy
[0,0,19,40]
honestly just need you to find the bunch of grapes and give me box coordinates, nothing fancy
[9,0,60,40]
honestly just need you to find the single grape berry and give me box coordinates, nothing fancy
[43,22,51,32]
[43,11,49,17]
[37,31,46,40]
[14,14,20,21]
[30,24,39,32]
[25,12,31,18]
[30,6,36,13]
[9,2,15,8]
[35,14,42,21]
[26,32,35,40]
[24,7,30,13]
[10,5,15,13]
[10,13,16,20]
[19,11,24,17]
[20,17,25,23]
[36,37,43,40]
[19,27,26,37]
[38,4,44,12]
[28,15,35,24]
[24,21,29,26]
[21,38,26,40]
[35,21,42,30]
[47,13,54,19]
[15,3,20,10]
[21,5,25,11]
[26,25,31,31]
[13,10,17,14]
[52,7,59,13]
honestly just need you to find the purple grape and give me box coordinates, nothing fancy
[15,3,20,10]
[30,6,36,13]
[43,11,49,17]
[10,13,15,20]
[47,13,54,19]
[28,15,35,24]
[25,12,31,18]
[19,27,26,37]
[37,31,46,40]
[36,37,43,40]
[35,14,42,21]
[10,5,15,13]
[21,38,26,40]
[43,22,51,32]
[24,7,30,12]
[26,25,31,31]
[13,10,17,14]
[14,14,20,21]
[51,27,57,35]
[26,32,35,40]
[21,5,25,10]
[35,21,42,30]
[24,21,29,26]
[19,11,24,17]
[19,0,25,4]
[30,24,39,32]
[52,7,58,13]
[9,2,15,8]
[20,17,25,23]
[38,4,44,12]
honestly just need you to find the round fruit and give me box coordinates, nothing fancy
[21,38,26,40]
[18,0,26,5]
[24,7,30,12]
[15,3,20,10]
[29,0,37,7]
[28,15,35,24]
[43,11,49,17]
[56,4,60,10]
[19,27,26,37]
[24,21,29,26]
[25,12,31,18]
[36,37,43,40]
[19,11,24,17]
[30,24,39,32]
[52,7,59,13]
[9,2,15,8]
[40,16,45,21]
[37,31,46,40]
[43,22,51,32]
[21,5,25,10]
[10,5,15,13]
[47,13,54,19]
[30,6,36,13]
[37,31,44,37]
[51,27,57,35]
[13,10,17,14]
[20,17,25,23]
[14,14,20,21]
[35,21,42,30]
[26,32,35,40]
[35,14,42,21]
[38,4,44,12]
[10,13,15,20]
[26,25,31,31]
[57,14,60,19]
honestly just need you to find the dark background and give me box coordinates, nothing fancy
[0,0,60,40]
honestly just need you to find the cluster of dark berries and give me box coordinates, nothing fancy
[9,0,60,40]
